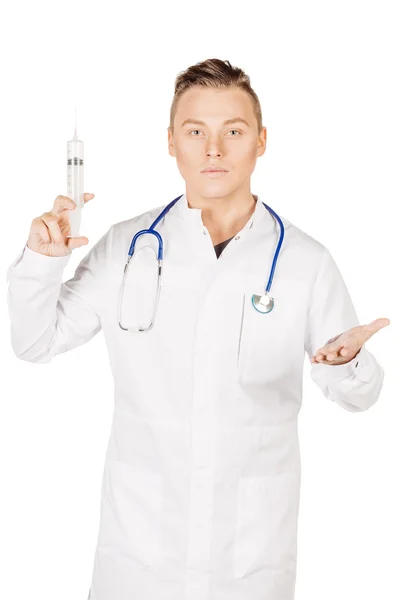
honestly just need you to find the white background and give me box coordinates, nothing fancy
[1,1,398,599]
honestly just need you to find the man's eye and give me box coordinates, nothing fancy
[189,129,241,136]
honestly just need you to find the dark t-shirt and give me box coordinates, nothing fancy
[214,236,234,258]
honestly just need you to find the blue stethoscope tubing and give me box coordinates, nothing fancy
[123,193,285,314]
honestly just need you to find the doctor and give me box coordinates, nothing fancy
[6,58,389,600]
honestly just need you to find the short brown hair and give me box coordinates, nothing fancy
[169,58,263,135]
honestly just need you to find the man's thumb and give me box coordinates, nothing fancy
[66,237,89,251]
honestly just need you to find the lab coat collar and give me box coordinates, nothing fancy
[175,192,268,233]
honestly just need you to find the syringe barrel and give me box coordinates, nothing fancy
[66,138,84,238]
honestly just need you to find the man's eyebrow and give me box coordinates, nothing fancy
[181,117,250,128]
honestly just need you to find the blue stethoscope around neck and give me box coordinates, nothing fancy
[118,194,285,332]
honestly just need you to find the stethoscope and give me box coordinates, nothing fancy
[118,194,285,333]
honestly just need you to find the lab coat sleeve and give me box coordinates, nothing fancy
[6,225,113,363]
[304,246,384,413]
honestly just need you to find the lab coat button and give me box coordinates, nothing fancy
[235,235,240,240]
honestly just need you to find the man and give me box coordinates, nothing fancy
[6,58,389,600]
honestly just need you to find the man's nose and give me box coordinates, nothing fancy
[206,145,222,157]
[205,135,224,157]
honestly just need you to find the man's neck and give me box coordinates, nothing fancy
[186,191,257,246]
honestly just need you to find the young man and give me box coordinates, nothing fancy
[7,58,389,600]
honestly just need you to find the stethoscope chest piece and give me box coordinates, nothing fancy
[252,293,274,314]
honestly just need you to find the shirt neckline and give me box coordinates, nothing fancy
[174,192,267,233]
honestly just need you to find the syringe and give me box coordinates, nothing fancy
[66,108,84,238]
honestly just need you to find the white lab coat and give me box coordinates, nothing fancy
[6,193,384,600]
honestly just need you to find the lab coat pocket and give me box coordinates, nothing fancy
[237,281,307,383]
[233,472,299,578]
[99,459,163,571]
[237,291,279,379]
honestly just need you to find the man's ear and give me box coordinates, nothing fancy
[167,127,175,157]
[257,126,267,157]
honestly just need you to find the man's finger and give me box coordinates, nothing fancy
[66,236,89,251]
[52,195,76,214]
[314,341,361,363]
[68,193,96,209]
[53,193,95,214]
[315,339,346,358]
[364,318,391,334]
[83,192,95,204]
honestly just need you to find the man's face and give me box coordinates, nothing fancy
[168,86,266,199]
